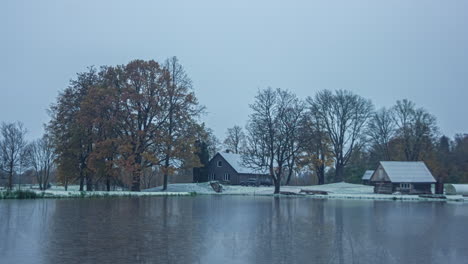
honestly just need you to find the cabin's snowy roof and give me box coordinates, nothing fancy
[218,152,268,175]
[378,161,436,183]
[361,170,374,180]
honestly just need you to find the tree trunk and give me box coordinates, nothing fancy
[41,171,45,190]
[335,163,345,182]
[162,155,170,191]
[36,172,43,190]
[272,174,280,194]
[44,166,50,190]
[131,169,141,192]
[285,174,291,186]
[86,172,93,191]
[8,171,13,191]
[274,180,280,194]
[7,161,13,190]
[435,177,444,195]
[106,175,111,192]
[317,166,325,185]
[79,169,84,191]
[285,163,294,185]
[162,173,168,191]
[131,154,142,192]
[79,154,86,191]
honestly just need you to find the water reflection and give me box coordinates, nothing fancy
[0,197,467,264]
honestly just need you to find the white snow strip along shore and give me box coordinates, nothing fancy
[4,182,466,202]
[145,182,467,202]
[35,190,192,198]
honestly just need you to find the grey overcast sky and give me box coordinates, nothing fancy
[1,0,468,140]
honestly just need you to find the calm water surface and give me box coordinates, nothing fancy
[0,196,467,264]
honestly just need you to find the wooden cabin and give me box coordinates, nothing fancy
[204,152,270,185]
[370,161,436,194]
[361,170,374,185]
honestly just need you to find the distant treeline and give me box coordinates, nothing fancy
[1,58,467,192]
[224,88,468,193]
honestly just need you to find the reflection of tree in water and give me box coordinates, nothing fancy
[0,200,55,264]
[366,201,467,264]
[36,197,468,264]
[327,200,399,264]
[239,197,336,264]
[45,197,209,264]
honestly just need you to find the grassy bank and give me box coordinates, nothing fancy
[0,189,196,199]
[0,190,43,199]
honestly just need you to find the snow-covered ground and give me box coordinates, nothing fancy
[0,185,192,198]
[2,182,466,202]
[37,190,192,198]
[146,182,467,202]
[145,181,372,195]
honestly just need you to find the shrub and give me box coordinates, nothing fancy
[0,190,39,199]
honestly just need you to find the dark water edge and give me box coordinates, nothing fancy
[1,196,467,264]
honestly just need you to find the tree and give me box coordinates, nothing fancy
[392,99,438,161]
[27,135,56,190]
[298,112,334,185]
[159,57,203,191]
[452,134,468,183]
[115,60,170,191]
[367,107,396,161]
[223,126,246,154]
[307,90,373,182]
[48,67,100,191]
[48,58,205,192]
[193,124,220,182]
[79,68,122,191]
[196,124,220,160]
[244,88,304,193]
[0,122,28,190]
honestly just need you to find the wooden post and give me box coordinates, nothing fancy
[435,177,444,194]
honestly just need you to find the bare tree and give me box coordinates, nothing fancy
[367,107,396,160]
[307,90,373,182]
[244,88,304,193]
[280,90,305,185]
[27,135,56,190]
[140,166,160,189]
[0,122,28,190]
[223,126,246,154]
[392,99,438,161]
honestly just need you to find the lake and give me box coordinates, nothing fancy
[0,196,467,264]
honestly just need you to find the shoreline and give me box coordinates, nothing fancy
[1,186,467,203]
[0,189,195,199]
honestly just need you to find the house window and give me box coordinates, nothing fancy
[223,173,230,181]
[217,161,222,167]
[400,183,411,189]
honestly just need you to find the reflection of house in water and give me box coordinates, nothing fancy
[370,161,436,194]
[361,170,374,185]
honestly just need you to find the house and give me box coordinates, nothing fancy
[370,161,436,194]
[206,152,270,185]
[361,170,374,185]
